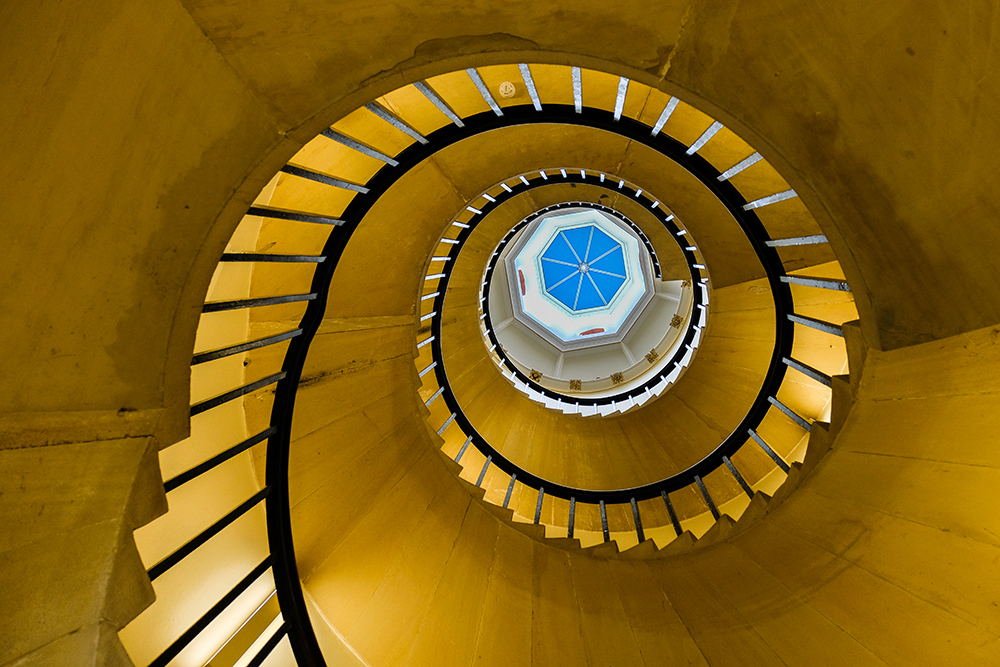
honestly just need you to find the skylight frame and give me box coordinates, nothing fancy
[505,208,655,350]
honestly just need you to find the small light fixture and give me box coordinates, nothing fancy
[498,81,516,99]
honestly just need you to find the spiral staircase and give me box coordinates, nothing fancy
[6,5,1000,667]
[116,64,868,666]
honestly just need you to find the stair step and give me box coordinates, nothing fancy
[840,319,867,397]
[656,531,697,556]
[508,520,547,541]
[436,448,466,476]
[415,268,857,561]
[581,540,620,558]
[482,502,516,523]
[545,537,583,551]
[690,513,736,549]
[766,462,803,507]
[616,537,658,560]
[735,492,771,526]
[800,421,833,478]
[457,476,487,501]
[830,374,852,436]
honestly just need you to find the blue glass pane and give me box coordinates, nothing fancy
[590,246,626,277]
[576,274,605,309]
[540,259,578,290]
[537,223,636,312]
[586,227,618,263]
[548,273,582,309]
[590,271,626,302]
[541,233,578,265]
[561,227,593,261]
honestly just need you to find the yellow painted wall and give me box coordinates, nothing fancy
[294,323,1000,665]
[3,0,1000,665]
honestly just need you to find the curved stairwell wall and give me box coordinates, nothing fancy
[275,66,994,660]
[294,318,1000,665]
[3,2,1000,666]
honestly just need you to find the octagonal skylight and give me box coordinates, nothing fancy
[540,225,627,311]
[484,195,701,407]
[507,209,653,348]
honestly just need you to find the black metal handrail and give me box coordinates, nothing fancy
[210,96,819,664]
[395,116,793,513]
[253,101,802,661]
[419,177,790,504]
[142,67,849,667]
